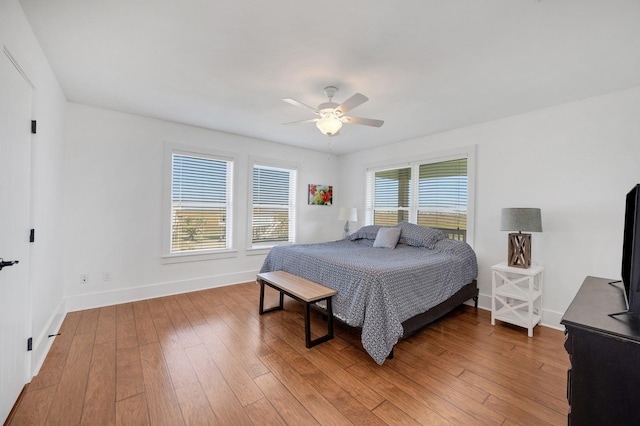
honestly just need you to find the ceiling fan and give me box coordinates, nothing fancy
[282,86,384,136]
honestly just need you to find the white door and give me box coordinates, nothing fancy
[0,50,33,423]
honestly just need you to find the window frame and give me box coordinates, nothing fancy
[161,143,237,263]
[247,157,297,252]
[365,146,475,247]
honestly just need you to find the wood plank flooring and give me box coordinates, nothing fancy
[7,282,569,425]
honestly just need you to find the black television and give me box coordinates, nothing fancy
[620,184,640,314]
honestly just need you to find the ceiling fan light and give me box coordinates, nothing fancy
[316,115,343,136]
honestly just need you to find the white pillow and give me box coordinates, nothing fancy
[373,227,402,249]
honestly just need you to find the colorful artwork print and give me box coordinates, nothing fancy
[308,184,333,205]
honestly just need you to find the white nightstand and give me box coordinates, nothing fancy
[491,261,544,337]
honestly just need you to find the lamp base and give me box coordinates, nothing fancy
[342,221,350,239]
[507,232,532,268]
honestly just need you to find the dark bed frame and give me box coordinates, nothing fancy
[385,279,478,359]
[401,280,479,338]
[329,279,479,360]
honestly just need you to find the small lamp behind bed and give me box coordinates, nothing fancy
[339,207,358,239]
[500,208,542,268]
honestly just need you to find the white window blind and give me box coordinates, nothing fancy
[371,167,411,226]
[417,158,468,241]
[366,156,469,242]
[252,164,296,246]
[171,153,233,253]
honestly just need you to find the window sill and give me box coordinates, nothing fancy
[245,247,273,256]
[161,249,238,264]
[246,242,294,256]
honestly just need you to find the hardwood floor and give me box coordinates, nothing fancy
[7,282,569,425]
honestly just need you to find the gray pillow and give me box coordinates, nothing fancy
[349,225,382,241]
[394,222,446,249]
[373,227,402,249]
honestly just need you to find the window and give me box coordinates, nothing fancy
[417,158,468,241]
[251,163,297,247]
[371,167,411,226]
[366,151,473,243]
[170,152,233,253]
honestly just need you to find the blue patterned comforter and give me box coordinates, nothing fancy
[259,238,478,364]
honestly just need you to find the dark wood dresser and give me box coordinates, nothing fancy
[561,276,640,425]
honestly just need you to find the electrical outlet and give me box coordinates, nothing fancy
[103,272,111,281]
[81,274,89,284]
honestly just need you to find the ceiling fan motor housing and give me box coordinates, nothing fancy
[318,102,339,111]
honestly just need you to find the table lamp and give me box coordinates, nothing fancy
[339,207,358,239]
[500,208,542,268]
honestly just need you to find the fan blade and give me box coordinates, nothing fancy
[343,116,384,127]
[282,98,319,114]
[336,93,368,115]
[282,118,318,125]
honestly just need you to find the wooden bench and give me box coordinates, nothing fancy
[257,270,337,348]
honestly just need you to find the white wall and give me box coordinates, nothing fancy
[63,103,341,310]
[62,86,640,327]
[0,0,67,374]
[339,86,640,328]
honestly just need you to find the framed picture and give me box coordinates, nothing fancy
[308,184,333,205]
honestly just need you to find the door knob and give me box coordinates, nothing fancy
[0,258,19,270]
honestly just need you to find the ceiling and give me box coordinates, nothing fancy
[18,0,640,154]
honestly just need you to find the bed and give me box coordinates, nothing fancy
[259,222,478,364]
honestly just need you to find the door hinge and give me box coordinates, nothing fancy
[29,228,35,243]
[27,337,32,351]
[31,120,36,134]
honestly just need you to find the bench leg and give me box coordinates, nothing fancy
[305,297,334,348]
[304,303,312,348]
[327,297,334,340]
[258,280,284,315]
[259,280,265,314]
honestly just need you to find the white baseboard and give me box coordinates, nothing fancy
[65,270,259,313]
[64,283,568,334]
[471,291,564,332]
[540,309,565,331]
[475,292,492,311]
[31,298,66,377]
